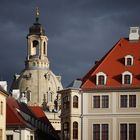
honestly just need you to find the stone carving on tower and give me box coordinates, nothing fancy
[11,8,63,114]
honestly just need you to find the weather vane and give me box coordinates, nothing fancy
[36,7,39,17]
[35,7,39,23]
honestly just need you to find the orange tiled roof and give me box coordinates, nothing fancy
[81,38,140,89]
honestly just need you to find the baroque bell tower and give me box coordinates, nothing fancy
[26,8,49,69]
[11,8,63,114]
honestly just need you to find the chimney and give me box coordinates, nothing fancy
[129,27,139,41]
[12,89,20,100]
[20,93,27,104]
[0,81,7,91]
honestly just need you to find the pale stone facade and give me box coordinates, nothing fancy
[6,129,34,140]
[60,27,140,140]
[60,86,140,140]
[0,86,8,140]
[11,10,63,131]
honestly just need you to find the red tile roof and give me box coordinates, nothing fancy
[30,106,50,124]
[30,106,56,132]
[6,96,27,126]
[81,38,140,89]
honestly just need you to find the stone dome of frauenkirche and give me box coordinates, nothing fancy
[11,9,63,113]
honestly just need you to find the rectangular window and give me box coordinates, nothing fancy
[93,124,100,140]
[102,124,108,140]
[120,124,127,140]
[120,123,136,140]
[129,95,136,107]
[63,96,70,109]
[93,124,109,140]
[63,122,69,140]
[129,124,136,140]
[102,96,109,108]
[93,96,100,108]
[30,136,33,140]
[120,95,127,108]
[0,101,3,115]
[0,129,2,140]
[6,135,13,140]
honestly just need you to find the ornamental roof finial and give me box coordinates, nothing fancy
[35,7,39,23]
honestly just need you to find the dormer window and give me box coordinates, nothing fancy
[125,55,133,66]
[122,71,132,85]
[96,72,107,85]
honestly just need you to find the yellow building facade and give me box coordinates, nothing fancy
[0,86,8,140]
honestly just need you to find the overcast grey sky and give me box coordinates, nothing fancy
[0,0,140,88]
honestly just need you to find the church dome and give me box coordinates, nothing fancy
[11,68,63,109]
[29,22,45,35]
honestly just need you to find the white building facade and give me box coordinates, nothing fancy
[60,27,140,140]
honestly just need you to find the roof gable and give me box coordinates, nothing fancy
[81,38,140,89]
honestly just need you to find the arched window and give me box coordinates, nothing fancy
[96,72,107,85]
[122,71,132,85]
[32,40,39,55]
[125,55,133,66]
[127,58,132,65]
[98,75,104,85]
[124,75,131,84]
[73,122,78,139]
[63,122,69,140]
[43,42,46,55]
[73,96,78,108]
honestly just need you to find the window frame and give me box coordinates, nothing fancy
[6,135,13,140]
[63,122,69,140]
[63,96,70,110]
[122,71,132,85]
[73,121,78,139]
[73,95,78,108]
[120,123,136,140]
[125,55,133,66]
[102,95,109,108]
[120,94,136,108]
[120,95,128,108]
[93,96,100,108]
[93,124,109,140]
[96,72,107,86]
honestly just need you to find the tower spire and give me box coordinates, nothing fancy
[35,7,39,23]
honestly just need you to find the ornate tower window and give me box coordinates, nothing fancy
[125,55,133,66]
[63,96,70,109]
[43,42,46,55]
[96,72,107,85]
[73,95,78,108]
[122,71,132,85]
[73,122,78,139]
[32,40,39,56]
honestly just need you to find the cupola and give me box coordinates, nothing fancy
[29,7,45,36]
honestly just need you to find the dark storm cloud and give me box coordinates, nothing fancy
[0,0,140,88]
